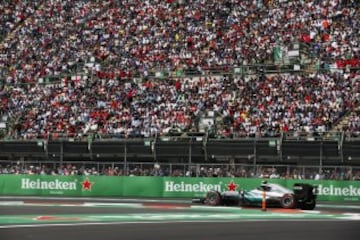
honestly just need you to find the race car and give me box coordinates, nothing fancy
[192,182,317,210]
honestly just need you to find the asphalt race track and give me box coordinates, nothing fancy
[1,221,359,240]
[0,198,359,240]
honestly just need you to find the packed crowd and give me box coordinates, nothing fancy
[0,0,111,84]
[0,0,359,83]
[2,71,358,139]
[0,0,42,40]
[0,162,359,180]
[0,0,359,139]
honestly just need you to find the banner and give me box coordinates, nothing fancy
[273,46,282,62]
[0,175,359,202]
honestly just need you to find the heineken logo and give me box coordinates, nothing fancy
[21,178,77,190]
[164,180,238,192]
[317,184,360,197]
[21,178,94,192]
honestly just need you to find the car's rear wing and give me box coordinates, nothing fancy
[293,183,317,201]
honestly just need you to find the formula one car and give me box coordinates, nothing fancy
[192,182,317,210]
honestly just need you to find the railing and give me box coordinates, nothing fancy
[2,63,359,87]
[2,131,357,142]
[0,131,359,165]
[0,160,359,181]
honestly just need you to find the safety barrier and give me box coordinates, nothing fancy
[0,175,359,202]
[0,133,359,164]
[1,160,359,180]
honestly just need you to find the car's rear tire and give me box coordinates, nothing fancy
[300,199,316,210]
[205,191,221,206]
[280,194,295,209]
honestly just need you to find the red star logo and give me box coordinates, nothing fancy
[227,181,238,191]
[82,178,93,191]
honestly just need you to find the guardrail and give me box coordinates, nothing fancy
[2,63,359,87]
[1,160,359,181]
[0,132,359,165]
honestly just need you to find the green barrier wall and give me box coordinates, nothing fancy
[0,175,359,202]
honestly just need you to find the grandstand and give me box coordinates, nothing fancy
[0,0,359,169]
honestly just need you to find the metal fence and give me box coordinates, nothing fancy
[1,132,360,166]
[0,160,359,181]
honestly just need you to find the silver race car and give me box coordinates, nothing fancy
[192,182,317,210]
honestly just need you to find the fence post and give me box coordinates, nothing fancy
[319,141,323,173]
[124,141,127,173]
[253,138,257,174]
[60,140,64,164]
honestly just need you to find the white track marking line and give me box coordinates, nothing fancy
[0,196,189,203]
[0,201,24,206]
[317,204,360,209]
[0,219,357,229]
[1,197,360,209]
[83,202,144,208]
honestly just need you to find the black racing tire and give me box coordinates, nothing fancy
[280,194,296,209]
[300,199,316,210]
[205,191,221,206]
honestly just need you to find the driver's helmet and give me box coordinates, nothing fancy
[260,180,270,191]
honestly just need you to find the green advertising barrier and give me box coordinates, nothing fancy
[162,178,360,201]
[0,175,359,202]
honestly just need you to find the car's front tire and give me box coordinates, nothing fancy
[205,191,221,206]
